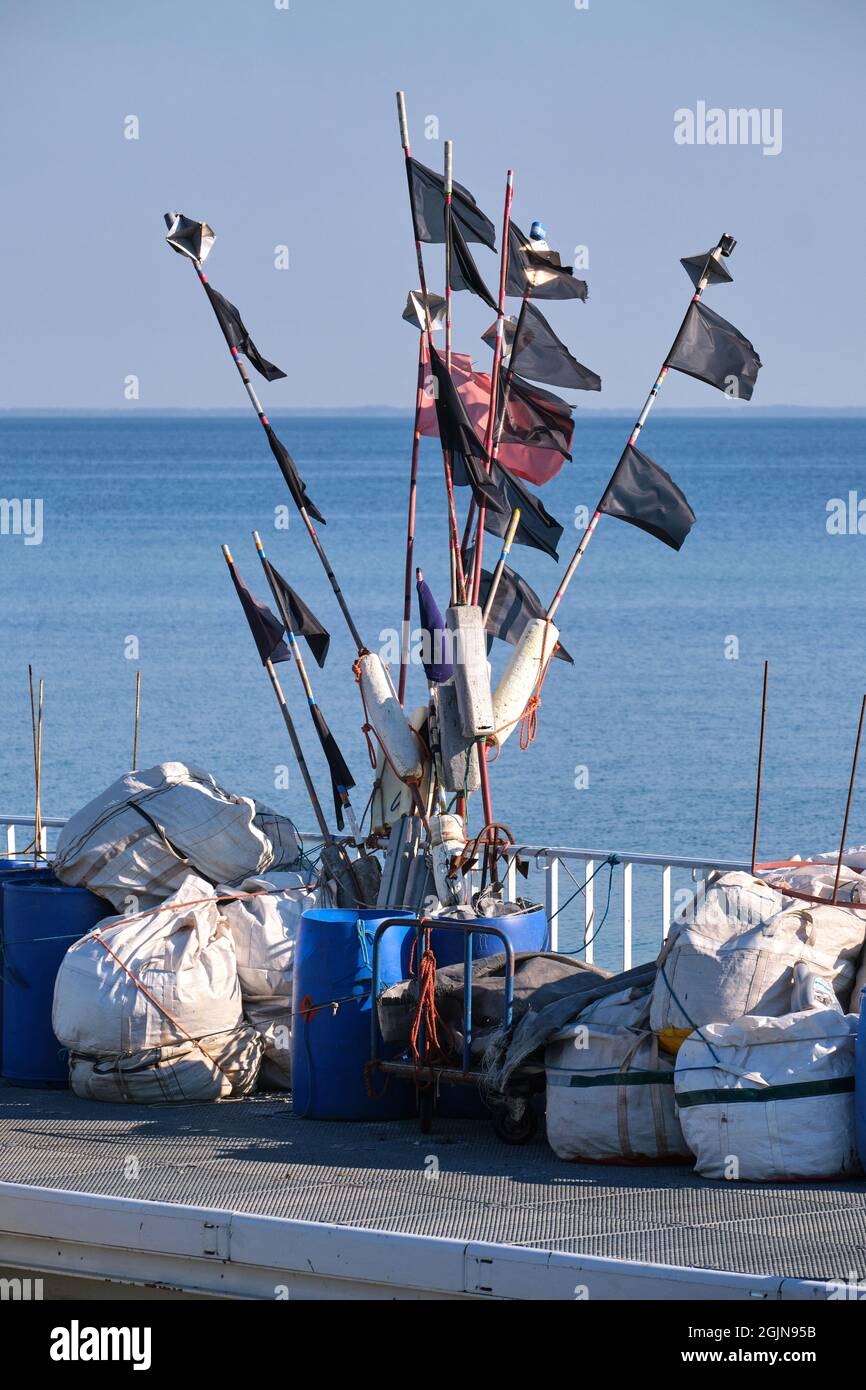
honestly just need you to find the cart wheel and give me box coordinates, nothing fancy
[419,1086,434,1135]
[494,1104,538,1145]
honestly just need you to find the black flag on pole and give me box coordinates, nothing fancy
[310,704,354,830]
[599,445,696,551]
[263,423,327,526]
[427,346,508,515]
[261,559,331,667]
[227,561,290,665]
[203,283,286,382]
[450,219,497,310]
[496,373,574,459]
[477,562,573,664]
[485,304,601,392]
[667,300,761,400]
[505,222,588,301]
[483,462,564,560]
[407,158,496,248]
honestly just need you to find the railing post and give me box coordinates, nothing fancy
[506,854,516,902]
[661,864,671,942]
[545,854,559,952]
[622,861,632,970]
[5,825,15,857]
[583,858,594,964]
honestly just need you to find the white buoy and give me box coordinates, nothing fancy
[437,680,481,794]
[430,812,467,908]
[491,616,559,748]
[358,653,425,781]
[446,604,495,739]
[370,704,430,834]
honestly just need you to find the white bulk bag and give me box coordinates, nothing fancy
[674,1010,860,1181]
[651,872,866,1038]
[759,861,865,903]
[54,762,301,911]
[52,874,242,1056]
[68,1026,263,1104]
[545,995,689,1163]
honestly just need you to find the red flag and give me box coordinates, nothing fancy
[418,350,568,486]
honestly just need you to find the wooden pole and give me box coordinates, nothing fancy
[398,334,426,705]
[482,507,521,626]
[832,693,866,902]
[546,235,734,623]
[132,670,141,771]
[750,660,769,875]
[221,544,333,844]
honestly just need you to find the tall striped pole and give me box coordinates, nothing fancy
[398,334,427,705]
[546,235,733,623]
[396,93,466,605]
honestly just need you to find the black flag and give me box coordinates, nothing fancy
[484,461,564,560]
[203,282,286,382]
[262,559,331,667]
[667,300,761,400]
[227,561,290,665]
[450,218,497,310]
[310,704,354,830]
[407,157,496,248]
[505,222,588,302]
[485,303,601,392]
[477,563,573,664]
[599,444,695,551]
[263,423,327,526]
[680,249,733,290]
[497,373,574,459]
[427,346,507,516]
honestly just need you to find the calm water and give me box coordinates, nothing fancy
[1,415,864,962]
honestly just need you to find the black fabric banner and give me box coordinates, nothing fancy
[407,158,496,248]
[228,562,290,666]
[451,218,497,310]
[599,444,696,551]
[263,560,330,668]
[505,222,588,301]
[263,423,327,526]
[428,346,507,515]
[477,562,573,663]
[311,703,354,830]
[667,300,761,400]
[483,461,564,560]
[486,303,601,392]
[497,373,574,458]
[204,282,286,381]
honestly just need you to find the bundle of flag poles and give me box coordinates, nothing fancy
[163,98,762,912]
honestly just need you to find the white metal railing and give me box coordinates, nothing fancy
[0,813,751,969]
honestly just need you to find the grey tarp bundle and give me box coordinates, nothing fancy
[482,959,659,1095]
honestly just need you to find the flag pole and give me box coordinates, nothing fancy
[465,172,515,604]
[398,333,427,705]
[396,93,466,605]
[831,693,866,903]
[132,670,141,771]
[546,234,734,623]
[750,660,769,875]
[482,508,521,626]
[252,529,367,850]
[167,226,365,656]
[222,544,333,845]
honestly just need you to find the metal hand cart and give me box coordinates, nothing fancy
[368,915,542,1143]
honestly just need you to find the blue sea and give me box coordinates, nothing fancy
[2,414,864,964]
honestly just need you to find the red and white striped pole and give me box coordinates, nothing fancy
[397,333,427,705]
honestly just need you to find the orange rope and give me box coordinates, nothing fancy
[409,927,445,1078]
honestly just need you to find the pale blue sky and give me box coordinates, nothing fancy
[2,0,864,409]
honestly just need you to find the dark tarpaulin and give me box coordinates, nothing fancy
[203,282,286,382]
[228,562,290,666]
[497,373,574,459]
[262,559,331,668]
[477,562,573,664]
[680,249,734,290]
[450,218,497,310]
[416,574,454,683]
[485,304,601,392]
[505,222,588,301]
[310,703,354,830]
[599,444,696,551]
[263,423,327,526]
[667,300,761,400]
[427,346,507,516]
[407,157,496,248]
[483,461,564,560]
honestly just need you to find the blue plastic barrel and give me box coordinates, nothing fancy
[856,996,866,1173]
[0,862,56,1073]
[292,908,416,1120]
[2,880,112,1087]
